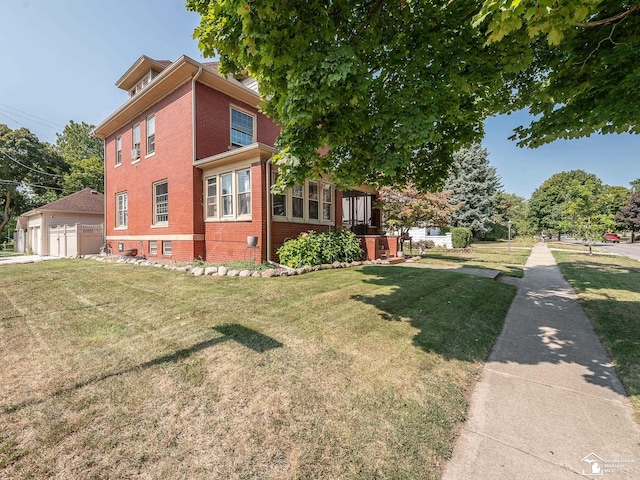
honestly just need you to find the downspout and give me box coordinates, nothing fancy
[102,138,106,250]
[191,67,203,163]
[266,159,272,262]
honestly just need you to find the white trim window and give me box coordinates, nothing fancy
[116,191,128,228]
[149,241,157,255]
[206,177,217,218]
[230,107,254,147]
[116,136,122,166]
[292,184,304,219]
[146,114,155,154]
[272,169,286,217]
[162,241,172,255]
[322,183,333,221]
[153,181,168,225]
[308,181,319,220]
[270,176,334,225]
[132,123,141,158]
[205,168,252,221]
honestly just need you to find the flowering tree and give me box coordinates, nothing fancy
[376,185,460,247]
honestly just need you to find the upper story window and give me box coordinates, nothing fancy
[205,168,252,221]
[129,70,157,97]
[230,107,254,148]
[308,181,319,220]
[132,124,141,159]
[146,114,155,154]
[115,136,122,166]
[153,180,168,225]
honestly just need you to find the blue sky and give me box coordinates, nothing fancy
[1,0,638,199]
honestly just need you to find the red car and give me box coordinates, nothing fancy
[603,233,621,243]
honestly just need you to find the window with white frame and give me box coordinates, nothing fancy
[153,181,168,225]
[205,168,252,220]
[272,169,286,217]
[308,181,319,220]
[206,177,217,217]
[146,114,155,154]
[230,107,254,147]
[116,191,128,228]
[270,177,334,224]
[162,241,172,255]
[116,136,122,166]
[322,184,332,221]
[132,124,141,157]
[237,169,251,216]
[221,173,233,217]
[149,241,157,255]
[292,184,304,219]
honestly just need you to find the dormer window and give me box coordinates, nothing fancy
[129,70,158,97]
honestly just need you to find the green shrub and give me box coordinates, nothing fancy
[451,227,472,248]
[277,229,363,268]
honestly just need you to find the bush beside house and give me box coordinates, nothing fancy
[277,229,363,268]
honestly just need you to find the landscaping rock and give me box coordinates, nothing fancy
[261,269,276,278]
[227,269,240,277]
[204,266,217,275]
[239,270,251,277]
[217,266,228,276]
[332,261,342,269]
[191,267,205,276]
[302,265,313,273]
[251,271,262,277]
[175,266,188,273]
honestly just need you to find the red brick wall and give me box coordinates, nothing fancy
[195,83,279,160]
[104,82,199,261]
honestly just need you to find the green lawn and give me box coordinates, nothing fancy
[0,259,516,479]
[553,251,640,421]
[417,245,531,278]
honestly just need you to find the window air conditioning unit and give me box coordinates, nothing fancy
[131,148,140,159]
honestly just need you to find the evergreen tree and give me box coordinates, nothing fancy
[444,144,501,239]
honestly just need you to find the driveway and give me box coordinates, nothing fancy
[0,255,59,266]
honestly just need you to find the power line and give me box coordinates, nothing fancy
[0,151,66,178]
[0,103,65,130]
[0,179,64,191]
[0,111,56,144]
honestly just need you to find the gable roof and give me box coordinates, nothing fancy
[22,188,104,217]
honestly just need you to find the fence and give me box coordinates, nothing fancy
[49,224,104,257]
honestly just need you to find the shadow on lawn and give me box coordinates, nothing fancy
[351,266,513,363]
[1,324,282,415]
[353,260,638,397]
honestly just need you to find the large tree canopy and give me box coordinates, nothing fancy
[188,0,525,190]
[0,125,68,239]
[56,120,104,194]
[188,1,638,189]
[479,0,640,147]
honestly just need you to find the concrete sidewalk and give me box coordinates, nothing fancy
[443,243,640,479]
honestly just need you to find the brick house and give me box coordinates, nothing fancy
[93,55,393,264]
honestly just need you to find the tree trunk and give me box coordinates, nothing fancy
[0,192,12,240]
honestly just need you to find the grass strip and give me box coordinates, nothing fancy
[553,251,640,421]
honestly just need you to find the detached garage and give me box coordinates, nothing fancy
[17,188,104,257]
